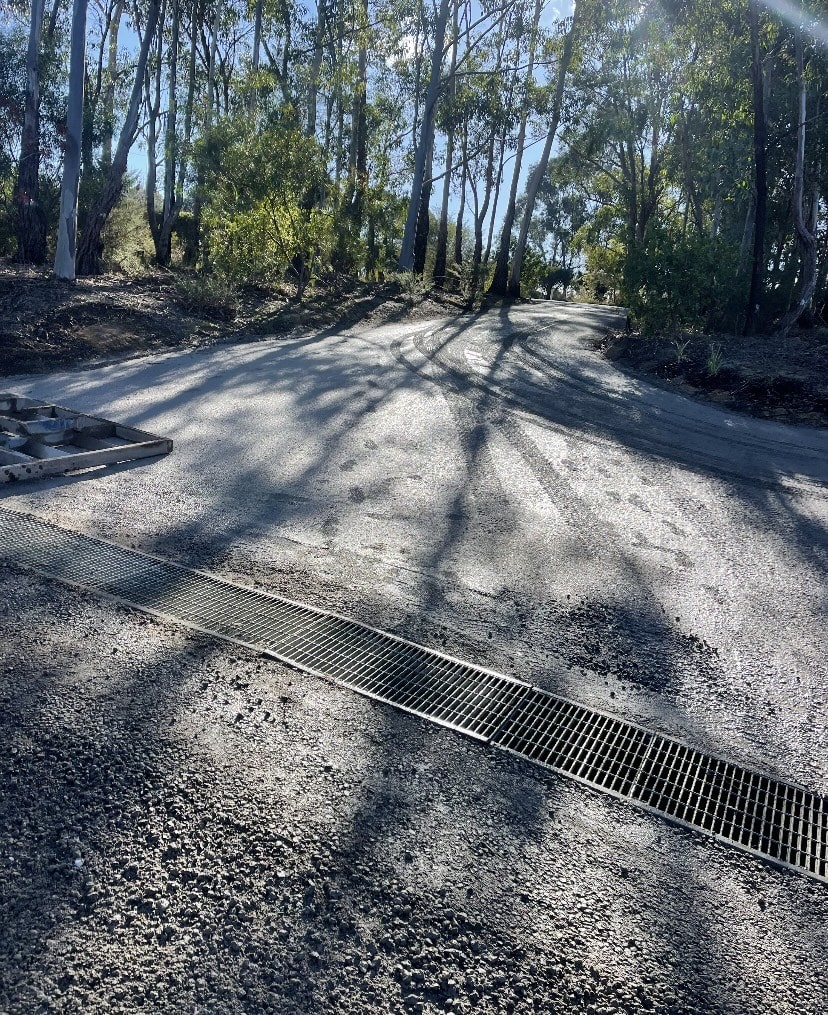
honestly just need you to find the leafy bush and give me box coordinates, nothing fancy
[196,115,334,296]
[519,245,550,297]
[622,226,741,335]
[172,272,238,320]
[100,184,155,274]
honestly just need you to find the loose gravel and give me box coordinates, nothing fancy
[2,565,827,1015]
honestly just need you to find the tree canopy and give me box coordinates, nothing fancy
[0,0,825,331]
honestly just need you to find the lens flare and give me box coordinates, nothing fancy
[762,0,828,47]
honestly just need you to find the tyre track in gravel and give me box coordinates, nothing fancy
[391,306,828,490]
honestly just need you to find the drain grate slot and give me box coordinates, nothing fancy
[1,506,825,885]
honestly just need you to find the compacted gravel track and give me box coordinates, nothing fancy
[2,303,827,1014]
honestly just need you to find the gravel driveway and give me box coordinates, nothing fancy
[2,303,827,1014]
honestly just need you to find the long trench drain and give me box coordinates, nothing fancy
[1,506,825,885]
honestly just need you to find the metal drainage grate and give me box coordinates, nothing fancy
[1,506,825,885]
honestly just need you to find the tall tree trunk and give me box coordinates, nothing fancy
[432,0,459,288]
[101,0,125,169]
[744,0,768,335]
[413,139,433,275]
[76,0,161,275]
[249,0,263,113]
[348,0,369,238]
[145,0,167,252]
[489,0,541,295]
[156,0,180,264]
[177,0,198,195]
[454,135,467,268]
[484,126,508,265]
[398,0,451,271]
[189,0,220,266]
[508,5,581,297]
[307,0,326,136]
[16,0,47,264]
[54,0,88,280]
[471,132,497,294]
[773,26,817,338]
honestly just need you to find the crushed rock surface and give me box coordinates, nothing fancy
[1,567,827,1015]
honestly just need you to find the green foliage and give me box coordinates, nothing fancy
[706,341,724,377]
[172,272,238,320]
[519,246,549,296]
[622,226,741,334]
[196,116,334,294]
[578,239,625,304]
[100,185,156,275]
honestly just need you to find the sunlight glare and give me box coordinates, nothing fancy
[761,0,828,47]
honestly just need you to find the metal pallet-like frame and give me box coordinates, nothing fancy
[0,393,172,484]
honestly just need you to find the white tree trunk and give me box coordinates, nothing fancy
[54,0,88,280]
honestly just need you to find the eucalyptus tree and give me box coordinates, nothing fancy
[15,0,47,262]
[54,0,88,279]
[76,0,161,274]
[507,0,582,296]
[488,0,542,296]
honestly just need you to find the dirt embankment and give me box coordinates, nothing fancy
[598,326,828,427]
[0,266,472,378]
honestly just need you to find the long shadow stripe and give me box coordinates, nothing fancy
[1,506,824,885]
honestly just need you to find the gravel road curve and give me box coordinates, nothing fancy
[2,303,827,1014]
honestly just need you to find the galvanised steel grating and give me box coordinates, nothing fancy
[0,506,825,885]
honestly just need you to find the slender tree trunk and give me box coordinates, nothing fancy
[16,0,47,264]
[189,0,220,266]
[454,135,467,267]
[484,127,507,265]
[206,0,220,131]
[145,0,167,251]
[773,27,817,338]
[433,135,454,285]
[76,0,161,275]
[145,66,160,249]
[744,0,768,335]
[46,0,61,38]
[508,5,581,297]
[101,0,124,168]
[177,0,198,199]
[413,139,433,275]
[347,0,369,239]
[433,0,459,288]
[471,132,497,293]
[156,0,180,265]
[398,0,451,271]
[249,0,263,113]
[54,0,88,280]
[307,0,326,136]
[489,0,541,295]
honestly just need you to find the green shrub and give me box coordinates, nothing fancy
[172,273,238,320]
[100,184,155,274]
[196,116,334,295]
[622,225,741,335]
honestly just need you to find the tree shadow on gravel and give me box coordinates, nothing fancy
[2,303,827,1014]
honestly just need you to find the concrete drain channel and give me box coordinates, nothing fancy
[1,506,825,886]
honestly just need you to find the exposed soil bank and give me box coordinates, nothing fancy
[598,325,828,427]
[0,266,472,378]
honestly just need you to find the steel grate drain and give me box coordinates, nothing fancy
[1,506,825,885]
